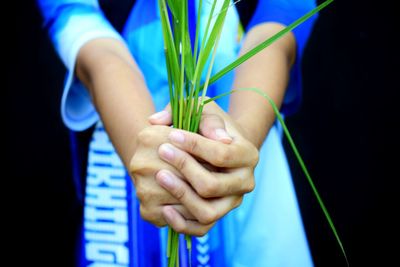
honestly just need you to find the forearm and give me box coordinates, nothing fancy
[229,23,296,149]
[76,38,155,167]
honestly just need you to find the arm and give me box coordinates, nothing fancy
[76,38,155,167]
[37,0,155,166]
[230,0,317,148]
[229,22,296,148]
[38,0,194,228]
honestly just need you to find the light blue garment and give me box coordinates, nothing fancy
[37,0,123,130]
[37,0,317,266]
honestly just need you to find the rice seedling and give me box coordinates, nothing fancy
[157,0,347,266]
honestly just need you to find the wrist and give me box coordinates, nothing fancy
[232,115,269,149]
[76,38,141,91]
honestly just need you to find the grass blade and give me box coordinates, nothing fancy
[205,0,334,88]
[195,0,230,83]
[193,0,203,62]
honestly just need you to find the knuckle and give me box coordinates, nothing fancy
[249,146,260,166]
[130,173,138,186]
[129,155,136,171]
[197,178,219,198]
[139,205,152,221]
[246,175,256,193]
[199,206,218,225]
[136,186,146,202]
[176,154,189,172]
[240,170,255,193]
[214,147,231,166]
[233,196,244,209]
[129,153,140,173]
[235,170,255,194]
[135,186,147,202]
[173,186,186,202]
[137,128,154,146]
[136,182,169,205]
[140,206,165,227]
[187,136,199,154]
[173,223,186,234]
[129,156,145,175]
[137,126,167,147]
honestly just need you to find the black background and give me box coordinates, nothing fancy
[7,0,397,266]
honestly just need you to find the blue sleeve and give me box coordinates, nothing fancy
[246,0,318,114]
[37,0,125,131]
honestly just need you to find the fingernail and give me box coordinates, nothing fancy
[215,128,232,142]
[159,143,175,161]
[149,110,169,121]
[158,170,175,189]
[169,131,185,143]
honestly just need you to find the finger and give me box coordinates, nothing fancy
[167,130,257,168]
[162,206,214,236]
[148,110,172,125]
[148,103,172,125]
[156,169,242,224]
[158,144,255,197]
[170,204,196,220]
[156,169,214,224]
[134,174,179,206]
[139,205,167,227]
[199,113,232,144]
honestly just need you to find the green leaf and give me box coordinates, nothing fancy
[187,0,231,132]
[166,0,178,21]
[205,0,334,88]
[159,0,183,128]
[195,0,230,85]
[193,0,203,62]
[159,0,181,85]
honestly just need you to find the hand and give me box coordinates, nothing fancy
[149,101,259,236]
[129,103,236,229]
[129,125,194,227]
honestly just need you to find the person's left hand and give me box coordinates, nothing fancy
[148,101,259,236]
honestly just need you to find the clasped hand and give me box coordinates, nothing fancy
[130,102,259,236]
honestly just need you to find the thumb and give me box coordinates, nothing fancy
[199,114,233,144]
[148,104,172,125]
